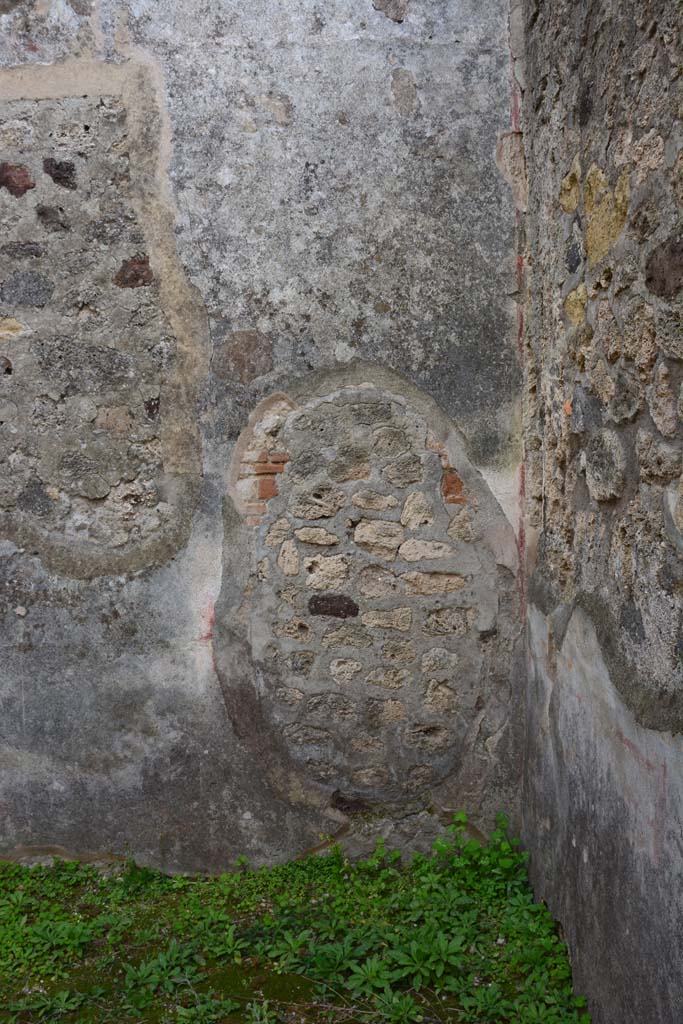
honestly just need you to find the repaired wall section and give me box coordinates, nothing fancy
[215,370,522,830]
[0,60,207,578]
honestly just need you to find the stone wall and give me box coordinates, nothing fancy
[521,1,683,1020]
[0,0,523,873]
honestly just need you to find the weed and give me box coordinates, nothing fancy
[0,813,590,1024]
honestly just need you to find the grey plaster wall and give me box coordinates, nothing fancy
[521,0,683,1020]
[0,1,522,873]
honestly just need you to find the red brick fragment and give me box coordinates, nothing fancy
[442,468,467,504]
[239,460,286,477]
[0,162,35,198]
[113,254,153,288]
[258,476,279,500]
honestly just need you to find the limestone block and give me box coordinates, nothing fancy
[329,658,362,682]
[359,565,400,596]
[363,607,412,632]
[304,554,349,589]
[424,680,456,713]
[277,539,300,576]
[354,518,404,558]
[366,666,410,689]
[584,429,626,501]
[423,607,470,636]
[382,639,416,663]
[294,527,339,546]
[401,571,466,594]
[322,623,373,649]
[366,698,406,725]
[399,539,454,561]
[400,491,434,528]
[289,486,346,519]
[383,454,423,486]
[352,489,399,511]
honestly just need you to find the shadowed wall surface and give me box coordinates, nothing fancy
[521,1,683,1020]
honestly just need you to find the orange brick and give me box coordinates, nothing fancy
[251,462,286,475]
[239,462,286,477]
[258,475,279,500]
[442,468,466,504]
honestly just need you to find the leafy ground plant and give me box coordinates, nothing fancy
[0,813,590,1024]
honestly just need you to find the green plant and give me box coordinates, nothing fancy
[245,999,278,1024]
[0,813,590,1024]
[175,992,241,1022]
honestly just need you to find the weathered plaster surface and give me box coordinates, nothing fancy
[526,607,683,1024]
[0,0,522,871]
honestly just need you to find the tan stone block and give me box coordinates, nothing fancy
[363,607,412,632]
[265,516,291,547]
[366,666,410,689]
[421,647,458,676]
[367,698,406,725]
[330,658,362,682]
[401,571,466,595]
[423,607,470,636]
[352,767,390,787]
[307,693,355,718]
[304,553,349,589]
[277,538,300,576]
[563,283,587,326]
[289,486,346,519]
[322,623,373,649]
[424,679,456,712]
[400,491,434,528]
[276,687,304,704]
[294,526,339,545]
[373,426,410,456]
[0,317,24,340]
[352,489,399,511]
[648,362,677,438]
[559,153,581,213]
[354,518,404,558]
[584,164,629,266]
[447,509,475,542]
[359,565,399,597]
[382,639,416,663]
[399,538,454,561]
[383,454,423,486]
[407,764,435,790]
[275,618,312,642]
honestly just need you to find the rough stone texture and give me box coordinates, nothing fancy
[225,383,521,809]
[522,2,683,1021]
[0,1,522,874]
[523,0,683,732]
[0,69,203,578]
